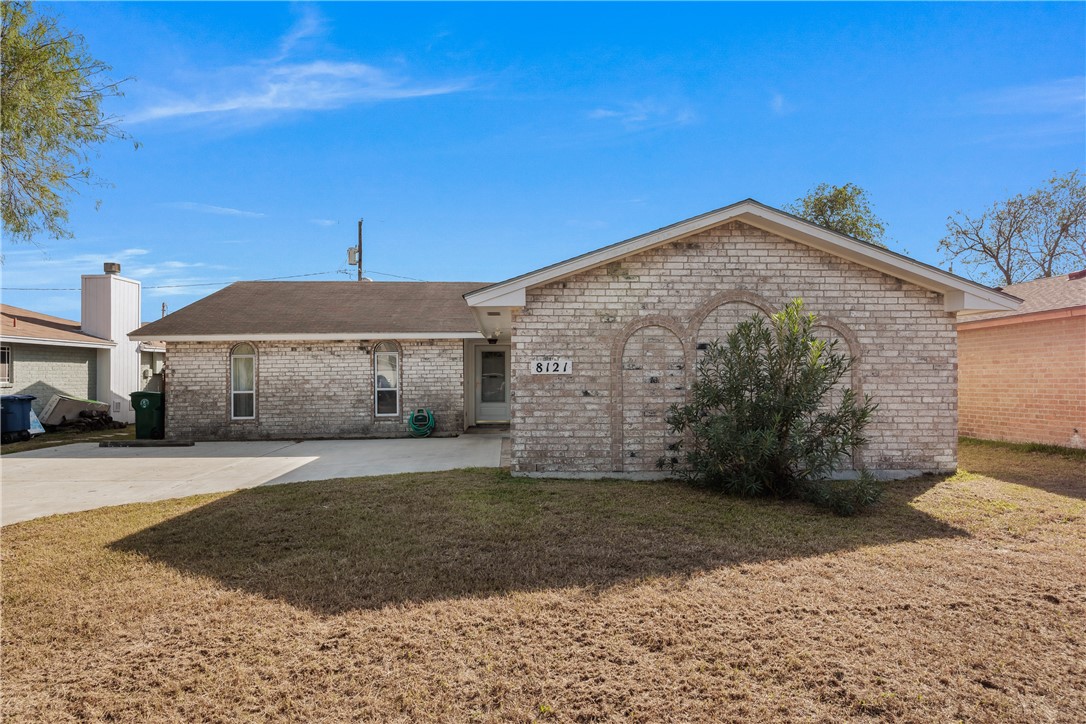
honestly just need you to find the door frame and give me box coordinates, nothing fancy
[464,339,511,426]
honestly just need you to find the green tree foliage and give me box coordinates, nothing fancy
[785,182,888,247]
[939,171,1086,287]
[660,300,880,513]
[1,1,133,243]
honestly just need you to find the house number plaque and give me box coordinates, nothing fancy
[531,359,573,374]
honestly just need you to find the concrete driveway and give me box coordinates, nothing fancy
[1,436,503,525]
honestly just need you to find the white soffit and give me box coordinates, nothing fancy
[0,335,114,349]
[469,306,515,341]
[464,199,1021,313]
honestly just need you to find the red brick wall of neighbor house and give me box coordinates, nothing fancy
[958,315,1086,448]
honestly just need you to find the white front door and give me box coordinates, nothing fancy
[475,346,510,423]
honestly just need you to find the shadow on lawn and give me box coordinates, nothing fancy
[110,470,966,615]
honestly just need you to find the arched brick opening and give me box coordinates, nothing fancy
[814,316,864,469]
[610,317,687,472]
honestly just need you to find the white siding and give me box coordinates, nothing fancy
[81,273,142,423]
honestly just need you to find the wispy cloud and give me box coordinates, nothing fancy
[968,77,1084,116]
[161,202,266,218]
[127,12,470,124]
[587,100,696,131]
[309,218,337,227]
[3,246,219,286]
[961,77,1084,147]
[272,6,325,63]
[769,91,795,116]
[1,246,240,314]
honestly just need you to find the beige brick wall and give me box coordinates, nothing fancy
[958,314,1086,448]
[3,342,98,416]
[511,220,958,474]
[164,339,464,440]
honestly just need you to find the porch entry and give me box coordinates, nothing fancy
[475,345,510,423]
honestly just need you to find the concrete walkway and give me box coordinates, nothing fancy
[1,436,503,525]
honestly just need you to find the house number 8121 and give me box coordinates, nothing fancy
[531,359,572,374]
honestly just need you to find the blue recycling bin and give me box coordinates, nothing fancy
[1,394,36,443]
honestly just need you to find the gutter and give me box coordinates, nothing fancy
[956,305,1086,331]
[0,335,115,349]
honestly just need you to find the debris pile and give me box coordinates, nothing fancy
[48,409,127,433]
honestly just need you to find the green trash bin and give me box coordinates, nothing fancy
[130,391,165,439]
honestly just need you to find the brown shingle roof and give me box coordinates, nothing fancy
[0,305,114,347]
[957,271,1086,323]
[130,281,490,339]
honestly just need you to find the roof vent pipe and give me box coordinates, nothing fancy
[104,262,121,275]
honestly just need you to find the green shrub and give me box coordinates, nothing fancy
[660,299,877,505]
[801,470,885,516]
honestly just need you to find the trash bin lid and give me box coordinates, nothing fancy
[1,394,37,402]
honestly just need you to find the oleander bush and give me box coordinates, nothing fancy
[660,299,880,514]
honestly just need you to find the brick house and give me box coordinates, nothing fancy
[131,199,1020,476]
[129,282,485,440]
[957,271,1085,449]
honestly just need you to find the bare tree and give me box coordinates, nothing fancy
[940,171,1086,287]
[1022,171,1086,279]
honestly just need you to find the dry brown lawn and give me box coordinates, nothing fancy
[2,439,1084,722]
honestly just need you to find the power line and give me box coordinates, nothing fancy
[365,269,426,281]
[3,268,350,291]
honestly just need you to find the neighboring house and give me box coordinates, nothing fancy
[1,263,153,424]
[957,271,1086,449]
[131,199,1020,477]
[1,305,110,416]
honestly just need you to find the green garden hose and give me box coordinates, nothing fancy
[408,408,435,437]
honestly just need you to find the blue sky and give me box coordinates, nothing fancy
[2,1,1083,322]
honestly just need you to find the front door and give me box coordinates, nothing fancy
[475,346,511,423]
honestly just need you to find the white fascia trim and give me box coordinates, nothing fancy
[738,209,1019,312]
[464,199,1021,314]
[129,331,487,342]
[0,335,115,349]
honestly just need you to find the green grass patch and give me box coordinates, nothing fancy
[0,425,134,455]
[960,436,1086,460]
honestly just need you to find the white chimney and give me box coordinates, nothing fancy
[81,263,141,423]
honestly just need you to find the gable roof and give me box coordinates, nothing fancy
[957,270,1086,326]
[0,304,114,349]
[464,198,1021,314]
[129,281,490,341]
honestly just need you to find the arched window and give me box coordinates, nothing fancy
[374,341,400,417]
[230,343,256,419]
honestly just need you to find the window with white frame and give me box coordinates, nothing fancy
[374,342,400,417]
[0,346,11,384]
[230,342,256,419]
